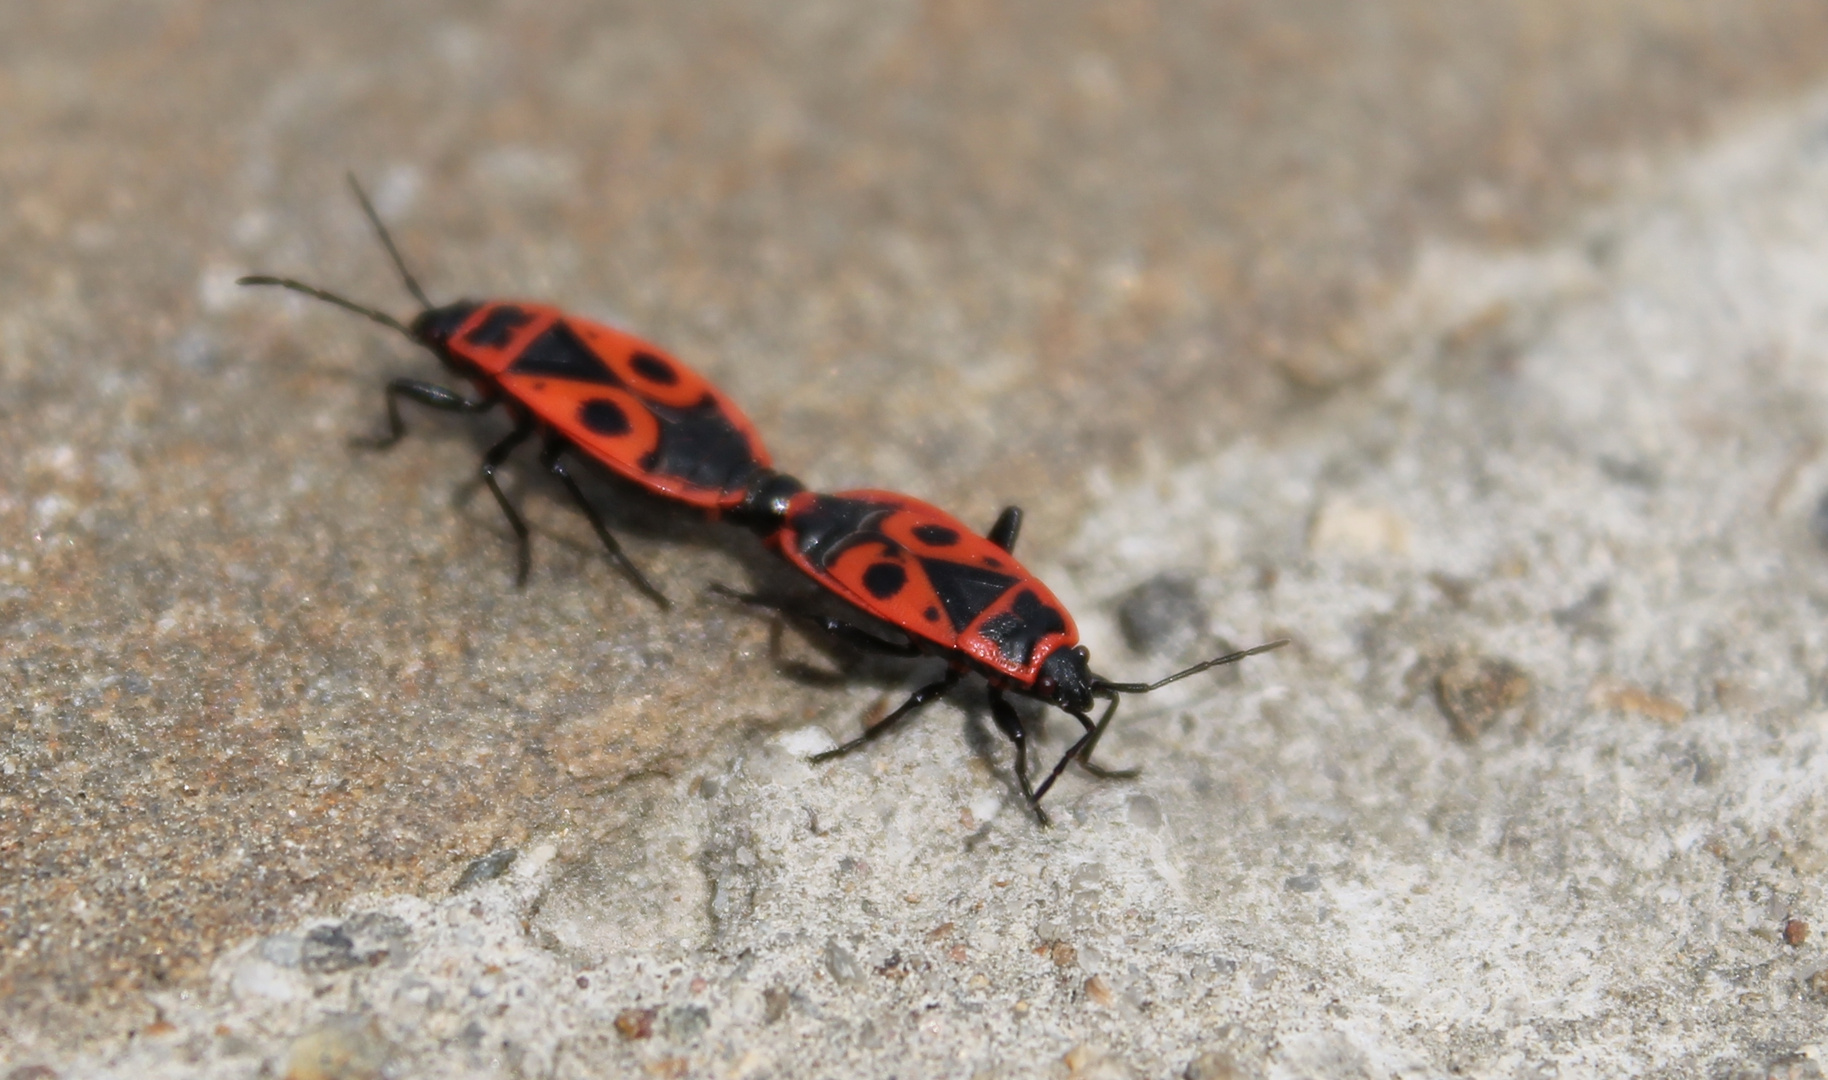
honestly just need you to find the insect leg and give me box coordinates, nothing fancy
[988,688,1048,824]
[1073,693,1140,779]
[761,618,854,686]
[1030,713,1099,809]
[477,418,538,587]
[539,438,670,609]
[986,505,1023,553]
[809,669,962,762]
[352,378,497,450]
[709,585,921,657]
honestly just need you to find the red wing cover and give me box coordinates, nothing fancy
[774,490,1079,685]
[444,302,771,508]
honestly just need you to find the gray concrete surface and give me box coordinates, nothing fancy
[12,80,1828,1080]
[11,2,1828,1077]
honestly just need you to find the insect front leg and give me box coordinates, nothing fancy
[539,437,670,609]
[1073,693,1139,780]
[477,418,537,586]
[352,378,497,450]
[1029,708,1102,813]
[988,688,1048,824]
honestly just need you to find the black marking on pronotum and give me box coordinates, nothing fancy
[791,496,896,570]
[412,302,480,344]
[641,394,762,492]
[579,398,632,437]
[508,321,625,386]
[975,589,1067,667]
[463,305,534,348]
[918,558,1019,632]
[862,562,908,600]
[912,524,960,547]
[630,351,679,385]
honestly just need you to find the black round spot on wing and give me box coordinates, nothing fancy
[861,562,908,600]
[912,524,961,546]
[923,606,940,622]
[984,556,1004,568]
[578,398,631,436]
[630,351,679,385]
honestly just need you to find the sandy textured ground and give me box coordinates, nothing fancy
[9,2,1828,1077]
[19,83,1828,1080]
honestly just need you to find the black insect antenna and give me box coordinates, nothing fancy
[345,172,433,311]
[1093,637,1290,695]
[236,273,416,340]
[236,172,437,343]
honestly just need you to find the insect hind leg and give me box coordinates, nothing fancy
[809,669,961,763]
[710,585,921,657]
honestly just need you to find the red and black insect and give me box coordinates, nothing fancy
[722,489,1287,822]
[241,177,790,603]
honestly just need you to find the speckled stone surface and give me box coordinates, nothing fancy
[7,1,1828,1073]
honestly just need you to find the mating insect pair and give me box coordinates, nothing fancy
[242,177,1286,821]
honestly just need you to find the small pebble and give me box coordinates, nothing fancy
[1765,1054,1824,1080]
[452,848,517,892]
[613,1007,655,1040]
[1115,571,1207,654]
[1063,1044,1136,1079]
[1784,919,1809,946]
[1434,654,1531,739]
[661,1005,710,1043]
[761,986,791,1023]
[1806,969,1828,999]
[1184,1049,1246,1080]
[284,1017,392,1080]
[1589,679,1687,724]
[1809,490,1828,549]
[823,939,863,985]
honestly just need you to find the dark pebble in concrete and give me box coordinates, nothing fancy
[1115,571,1208,655]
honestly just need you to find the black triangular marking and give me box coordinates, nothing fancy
[639,393,761,493]
[917,557,1019,632]
[417,301,481,344]
[975,589,1067,667]
[463,305,532,347]
[508,321,624,387]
